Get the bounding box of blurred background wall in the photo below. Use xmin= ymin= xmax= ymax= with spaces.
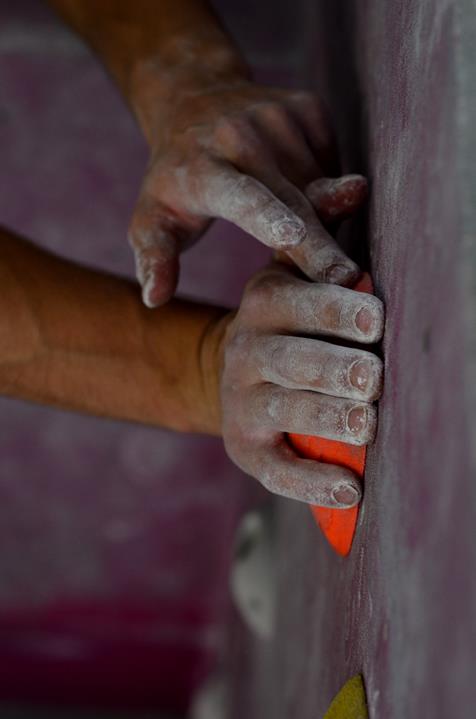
xmin=0 ymin=0 xmax=310 ymax=713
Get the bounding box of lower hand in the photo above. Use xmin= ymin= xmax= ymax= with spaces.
xmin=220 ymin=262 xmax=384 ymax=507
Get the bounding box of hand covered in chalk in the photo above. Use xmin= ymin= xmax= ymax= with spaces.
xmin=128 ymin=71 xmax=368 ymax=307
xmin=220 ymin=262 xmax=384 ymax=507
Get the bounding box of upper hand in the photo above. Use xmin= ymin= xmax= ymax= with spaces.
xmin=128 ymin=78 xmax=367 ymax=307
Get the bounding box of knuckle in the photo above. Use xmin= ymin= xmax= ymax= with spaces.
xmin=228 ymin=173 xmax=257 ymax=200
xmin=267 ymin=337 xmax=291 ymax=377
xmin=258 ymin=101 xmax=296 ymax=132
xmin=212 ymin=116 xmax=240 ymax=146
xmin=258 ymin=461 xmax=299 ymax=500
xmin=243 ymin=272 xmax=276 ymax=306
xmin=259 ymin=100 xmax=286 ymax=120
xmin=213 ymin=115 xmax=255 ymax=150
xmin=224 ymin=329 xmax=252 ymax=371
xmin=242 ymin=271 xmax=291 ymax=315
xmin=261 ymin=385 xmax=285 ymax=424
xmin=308 ymin=283 xmax=329 ymax=314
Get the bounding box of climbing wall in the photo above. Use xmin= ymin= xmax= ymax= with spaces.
xmin=229 ymin=1 xmax=476 ymax=718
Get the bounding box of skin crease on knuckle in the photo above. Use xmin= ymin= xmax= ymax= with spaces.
xmin=209 ymin=114 xmax=265 ymax=165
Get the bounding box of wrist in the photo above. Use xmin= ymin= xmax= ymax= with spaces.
xmin=128 ymin=34 xmax=249 ymax=147
xmin=198 ymin=309 xmax=236 ymax=436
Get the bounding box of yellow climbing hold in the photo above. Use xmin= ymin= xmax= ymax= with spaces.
xmin=323 ymin=675 xmax=369 ymax=719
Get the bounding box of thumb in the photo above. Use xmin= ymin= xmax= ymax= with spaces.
xmin=305 ymin=174 xmax=368 ymax=226
xmin=128 ymin=194 xmax=182 ymax=308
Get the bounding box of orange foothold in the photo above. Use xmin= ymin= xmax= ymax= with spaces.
xmin=288 ymin=273 xmax=374 ymax=557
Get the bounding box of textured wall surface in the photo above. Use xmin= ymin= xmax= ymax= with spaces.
xmin=230 ymin=1 xmax=476 ymax=718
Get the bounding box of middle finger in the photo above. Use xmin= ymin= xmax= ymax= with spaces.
xmin=252 ymin=336 xmax=383 ymax=402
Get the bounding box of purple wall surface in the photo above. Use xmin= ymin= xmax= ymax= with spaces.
xmin=229 ymin=2 xmax=476 ymax=718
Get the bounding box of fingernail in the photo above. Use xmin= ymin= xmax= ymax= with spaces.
xmin=142 ymin=273 xmax=158 ymax=309
xmin=349 ymin=360 xmax=371 ymax=392
xmin=135 ymin=258 xmax=147 ymax=286
xmin=327 ymin=264 xmax=356 ymax=285
xmin=355 ymin=306 xmax=374 ymax=334
xmin=332 ymin=484 xmax=360 ymax=507
xmin=273 ymin=218 xmax=307 ymax=247
xmin=346 ymin=405 xmax=367 ymax=433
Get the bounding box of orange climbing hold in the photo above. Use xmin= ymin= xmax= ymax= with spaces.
xmin=289 ymin=273 xmax=374 ymax=557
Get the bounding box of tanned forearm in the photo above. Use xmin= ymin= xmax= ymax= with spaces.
xmin=48 ymin=0 xmax=249 ymax=145
xmin=0 ymin=228 xmax=230 ymax=434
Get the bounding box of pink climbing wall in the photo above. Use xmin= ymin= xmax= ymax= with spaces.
xmin=228 ymin=1 xmax=476 ymax=718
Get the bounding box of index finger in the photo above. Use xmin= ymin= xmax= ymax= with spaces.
xmin=197 ymin=163 xmax=308 ymax=251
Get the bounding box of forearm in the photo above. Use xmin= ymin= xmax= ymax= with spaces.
xmin=0 ymin=228 xmax=230 ymax=434
xmin=48 ymin=0 xmax=249 ymax=144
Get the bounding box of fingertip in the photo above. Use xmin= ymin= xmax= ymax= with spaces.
xmin=307 ymin=174 xmax=368 ymax=222
xmin=326 ymin=262 xmax=361 ymax=287
xmin=355 ymin=297 xmax=385 ymax=343
xmin=310 ymin=174 xmax=368 ymax=198
xmin=331 ymin=482 xmax=362 ymax=508
xmin=142 ymin=275 xmax=162 ymax=308
xmin=137 ymin=257 xmax=180 ymax=308
xmin=142 ymin=272 xmax=178 ymax=308
xmin=272 ymin=216 xmax=307 ymax=249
